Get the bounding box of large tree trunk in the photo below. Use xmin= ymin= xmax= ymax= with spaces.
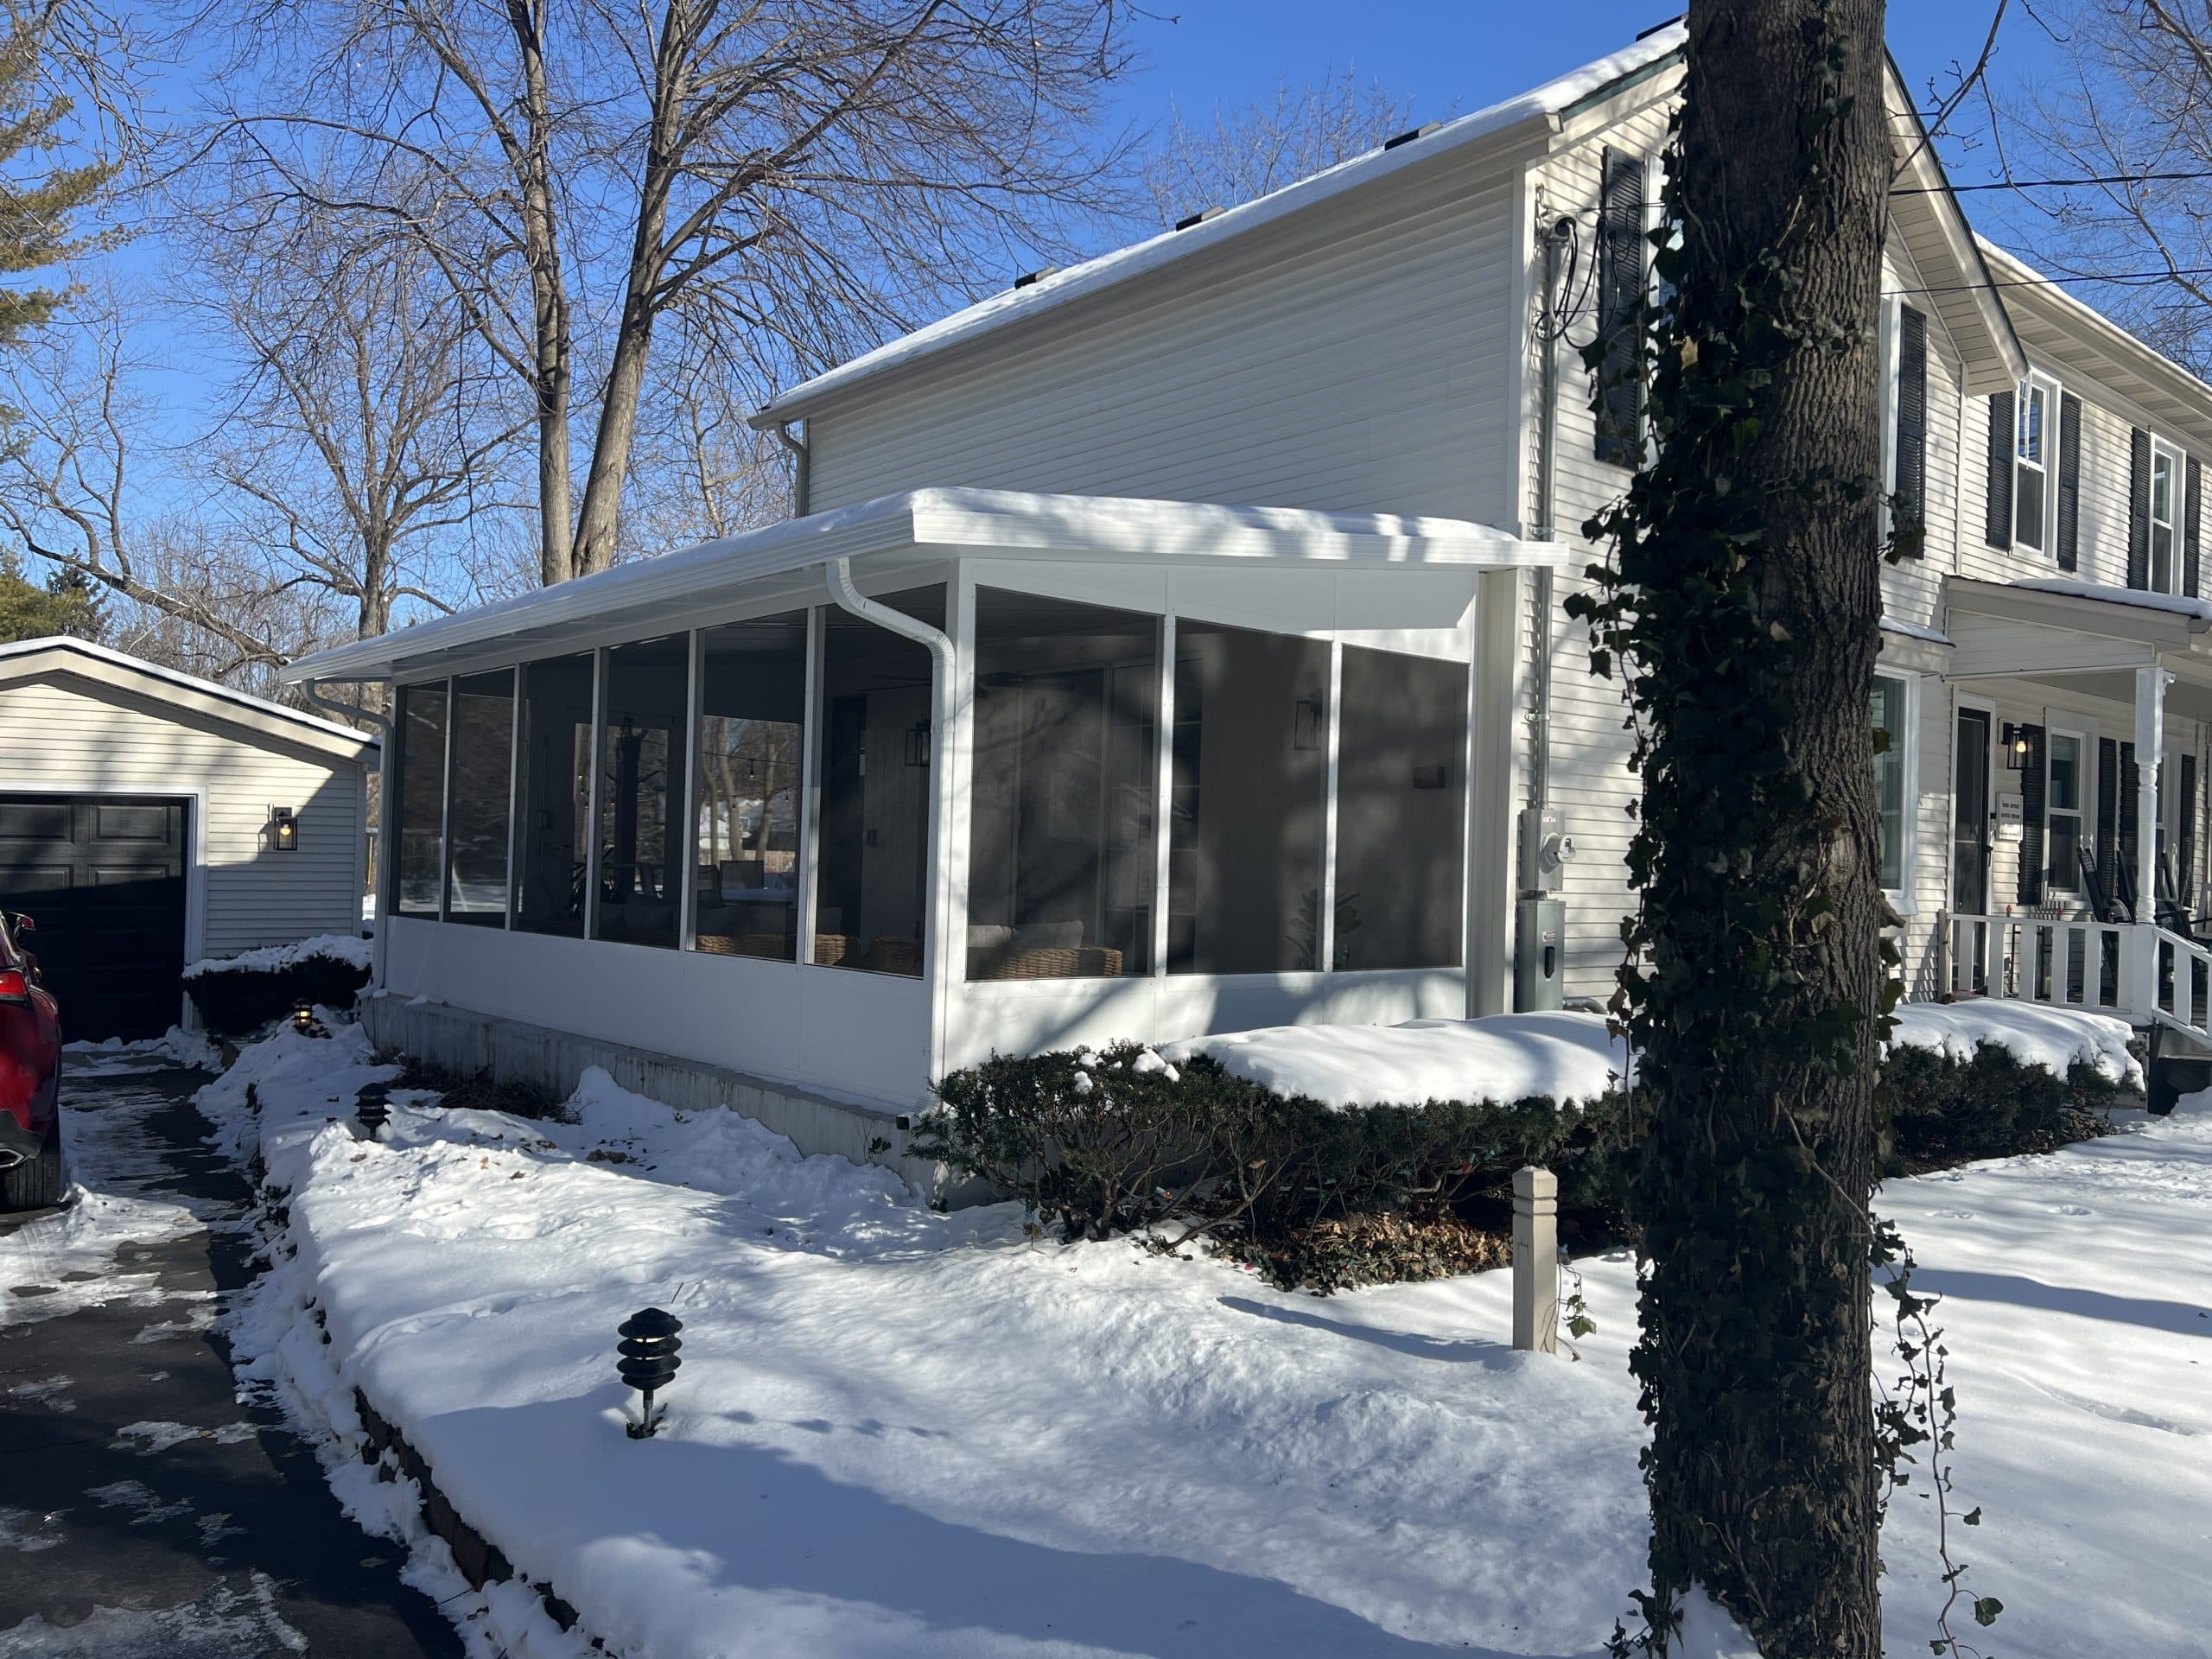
xmin=1595 ymin=3 xmax=1891 ymax=1653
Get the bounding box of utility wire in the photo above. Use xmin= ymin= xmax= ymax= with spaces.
xmin=1897 ymin=265 xmax=2212 ymax=297
xmin=1896 ymin=169 xmax=2212 ymax=194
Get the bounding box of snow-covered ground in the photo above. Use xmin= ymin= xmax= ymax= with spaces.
xmin=210 ymin=1014 xmax=2210 ymax=1659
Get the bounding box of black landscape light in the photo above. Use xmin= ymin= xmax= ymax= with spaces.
xmin=291 ymin=1001 xmax=317 ymax=1035
xmin=356 ymin=1082 xmax=390 ymax=1136
xmin=618 ymin=1307 xmax=683 ymax=1440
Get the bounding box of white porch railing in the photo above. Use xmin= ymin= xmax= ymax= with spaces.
xmin=1939 ymin=912 xmax=2212 ymax=1040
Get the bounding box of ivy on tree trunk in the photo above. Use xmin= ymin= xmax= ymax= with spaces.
xmin=1568 ymin=3 xmax=1892 ymax=1653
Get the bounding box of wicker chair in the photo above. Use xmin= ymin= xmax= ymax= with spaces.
xmin=867 ymin=935 xmax=922 ymax=976
xmin=967 ymin=944 xmax=1125 ymax=980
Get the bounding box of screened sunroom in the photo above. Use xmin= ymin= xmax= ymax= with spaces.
xmin=285 ymin=489 xmax=1557 ymax=1108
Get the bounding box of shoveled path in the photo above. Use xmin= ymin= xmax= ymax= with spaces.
xmin=0 ymin=1054 xmax=461 ymax=1656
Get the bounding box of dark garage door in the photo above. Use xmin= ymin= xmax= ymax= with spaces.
xmin=0 ymin=795 xmax=188 ymax=1041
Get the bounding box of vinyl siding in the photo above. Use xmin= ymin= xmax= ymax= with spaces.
xmin=0 ymin=676 xmax=367 ymax=957
xmin=802 ymin=149 xmax=1526 ymax=527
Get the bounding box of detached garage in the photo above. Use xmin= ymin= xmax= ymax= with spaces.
xmin=0 ymin=638 xmax=376 ymax=1039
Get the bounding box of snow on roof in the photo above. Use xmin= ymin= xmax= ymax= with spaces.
xmin=283 ymin=486 xmax=1557 ymax=684
xmin=2011 ymin=577 xmax=2212 ymax=626
xmin=0 ymin=635 xmax=378 ymax=748
xmin=751 ymin=24 xmax=1688 ymax=424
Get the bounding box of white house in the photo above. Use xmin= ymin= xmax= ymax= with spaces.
xmin=281 ymin=22 xmax=2212 ymax=1152
xmin=0 ymin=637 xmax=376 ymax=1039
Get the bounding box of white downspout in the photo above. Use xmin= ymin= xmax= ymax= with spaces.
xmin=823 ymin=556 xmax=957 ymax=1092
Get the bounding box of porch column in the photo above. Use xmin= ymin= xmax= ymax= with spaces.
xmin=2133 ymin=665 xmax=2169 ymax=1015
xmin=2136 ymin=665 xmax=2167 ymax=923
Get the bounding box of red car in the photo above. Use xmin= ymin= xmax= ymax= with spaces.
xmin=0 ymin=911 xmax=63 ymax=1211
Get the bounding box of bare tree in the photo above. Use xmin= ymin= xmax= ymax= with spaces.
xmin=1141 ymin=68 xmax=1421 ymax=226
xmin=201 ymin=0 xmax=1143 ymax=586
xmin=0 ymin=280 xmax=298 ymax=672
xmin=1991 ymin=1 xmax=2212 ymax=374
xmin=188 ymin=186 xmax=524 ymax=645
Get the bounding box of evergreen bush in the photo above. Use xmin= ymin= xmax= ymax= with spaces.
xmin=921 ymin=1034 xmax=2123 ymax=1292
xmin=1880 ymin=1041 xmax=2123 ymax=1173
xmin=184 ymin=950 xmax=372 ymax=1037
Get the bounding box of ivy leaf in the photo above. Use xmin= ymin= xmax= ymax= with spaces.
xmin=1973 ymin=1596 xmax=2004 ymax=1627
xmin=1961 ymin=1506 xmax=1981 ymax=1527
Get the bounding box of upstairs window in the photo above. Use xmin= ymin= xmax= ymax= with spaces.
xmin=2014 ymin=373 xmax=2060 ymax=553
xmin=2151 ymin=436 xmax=2184 ymax=594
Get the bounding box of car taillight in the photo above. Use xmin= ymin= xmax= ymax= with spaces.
xmin=0 ymin=969 xmax=28 ymax=1004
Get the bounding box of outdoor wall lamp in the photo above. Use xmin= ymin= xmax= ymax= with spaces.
xmin=2000 ymin=723 xmax=2030 ymax=770
xmin=270 ymin=805 xmax=299 ymax=851
xmin=619 ymin=1306 xmax=683 ymax=1439
xmin=290 ymin=1001 xmax=318 ymax=1036
xmin=1294 ymin=696 xmax=1325 ymax=752
xmin=904 ymin=720 xmax=931 ymax=768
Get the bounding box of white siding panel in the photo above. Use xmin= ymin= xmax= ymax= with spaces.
xmin=804 ymin=155 xmax=1525 ymax=529
xmin=0 ymin=677 xmax=366 ymax=957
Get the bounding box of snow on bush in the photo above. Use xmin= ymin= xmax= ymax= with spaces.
xmin=182 ymin=936 xmax=374 ymax=1039
xmin=182 ymin=933 xmax=372 ymax=981
xmin=1163 ymin=1009 xmax=1626 ymax=1109
xmin=1886 ymin=1001 xmax=2140 ymax=1090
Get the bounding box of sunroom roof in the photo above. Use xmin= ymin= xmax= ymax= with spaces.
xmin=280 ymin=488 xmax=1559 ymax=684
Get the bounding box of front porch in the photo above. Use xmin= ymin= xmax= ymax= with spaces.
xmin=1936 ymin=575 xmax=2212 ymax=1065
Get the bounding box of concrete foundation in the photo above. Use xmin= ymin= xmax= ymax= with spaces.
xmin=359 ymin=990 xmax=969 ymax=1199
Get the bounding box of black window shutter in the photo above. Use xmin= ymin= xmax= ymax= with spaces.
xmin=2057 ymin=392 xmax=2082 ymax=572
xmin=2183 ymin=752 xmax=2200 ymax=907
xmin=2129 ymin=427 xmax=2152 ymax=589
xmin=2098 ymin=735 xmax=2120 ymax=900
xmin=2018 ymin=724 xmax=2046 ymax=906
xmin=1593 ymin=147 xmax=1647 ymax=467
xmin=1986 ymin=391 xmax=2015 ymax=549
xmin=2120 ymin=741 xmax=2141 ymax=906
xmin=2187 ymin=455 xmax=2202 ymax=599
xmin=1893 ymin=307 xmax=1928 ymax=554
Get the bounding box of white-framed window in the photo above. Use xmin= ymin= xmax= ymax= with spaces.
xmin=1872 ymin=671 xmax=1919 ymax=903
xmin=2150 ymin=434 xmax=2186 ymax=594
xmin=2015 ymin=372 xmax=2062 ymax=553
xmin=2046 ymin=727 xmax=2086 ymax=894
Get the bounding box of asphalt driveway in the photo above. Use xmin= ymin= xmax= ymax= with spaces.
xmin=0 ymin=1053 xmax=460 ymax=1656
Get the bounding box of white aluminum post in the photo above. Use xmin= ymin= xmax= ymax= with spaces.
xmin=1152 ymin=609 xmax=1175 ymax=978
xmin=1511 ymin=1166 xmax=1559 ymax=1354
xmin=2133 ymin=665 xmax=2168 ymax=1013
xmin=678 ymin=631 xmax=703 ymax=952
xmin=797 ymin=606 xmax=824 ymax=963
xmin=1319 ymin=639 xmax=1343 ymax=974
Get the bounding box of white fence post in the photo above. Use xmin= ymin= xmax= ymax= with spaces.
xmin=1512 ymin=1165 xmax=1559 ymax=1355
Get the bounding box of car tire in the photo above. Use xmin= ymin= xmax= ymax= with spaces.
xmin=2 ymin=1134 xmax=64 ymax=1211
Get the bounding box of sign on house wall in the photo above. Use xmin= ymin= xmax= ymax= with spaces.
xmin=1995 ymin=794 xmax=2025 ymax=842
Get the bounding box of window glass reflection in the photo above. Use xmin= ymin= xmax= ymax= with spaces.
xmin=696 ymin=612 xmax=807 ymax=961
xmin=969 ymin=590 xmax=1156 ymax=979
xmin=816 ymin=587 xmax=943 ymax=976
xmin=513 ymin=653 xmax=594 ymax=938
xmin=597 ymin=636 xmax=689 ymax=950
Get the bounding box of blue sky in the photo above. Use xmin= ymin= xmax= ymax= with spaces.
xmin=1113 ymin=3 xmax=2047 ymax=185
